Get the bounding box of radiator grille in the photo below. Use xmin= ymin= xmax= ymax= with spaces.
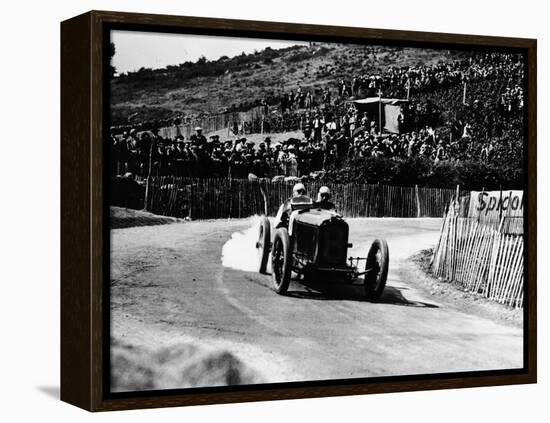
xmin=318 ymin=222 xmax=348 ymax=265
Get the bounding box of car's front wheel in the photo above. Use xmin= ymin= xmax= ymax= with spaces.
xmin=257 ymin=216 xmax=271 ymax=274
xmin=271 ymin=228 xmax=292 ymax=294
xmin=364 ymin=239 xmax=389 ymax=300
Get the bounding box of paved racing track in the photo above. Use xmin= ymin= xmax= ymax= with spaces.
xmin=111 ymin=217 xmax=523 ymax=386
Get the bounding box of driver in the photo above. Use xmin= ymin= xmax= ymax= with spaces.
xmin=292 ymin=182 xmax=307 ymax=198
xmin=274 ymin=182 xmax=309 ymax=228
xmin=315 ymin=186 xmax=336 ymax=211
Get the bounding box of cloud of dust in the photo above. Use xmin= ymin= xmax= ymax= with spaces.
xmin=111 ymin=339 xmax=264 ymax=392
xmin=220 ymin=216 xmax=429 ymax=273
xmin=222 ymin=216 xmax=271 ymax=273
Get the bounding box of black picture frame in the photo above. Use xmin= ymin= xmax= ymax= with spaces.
xmin=61 ymin=10 xmax=537 ymax=411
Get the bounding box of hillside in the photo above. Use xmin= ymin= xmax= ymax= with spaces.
xmin=110 ymin=42 xmax=471 ymax=125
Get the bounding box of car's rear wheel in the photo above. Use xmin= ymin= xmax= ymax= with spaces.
xmin=271 ymin=228 xmax=292 ymax=294
xmin=364 ymin=239 xmax=389 ymax=300
xmin=257 ymin=216 xmax=271 ymax=274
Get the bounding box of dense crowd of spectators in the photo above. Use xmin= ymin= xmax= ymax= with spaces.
xmin=110 ymin=52 xmax=525 ymax=180
xmin=110 ymin=107 xmax=519 ymax=180
xmin=335 ymin=52 xmax=524 ymax=99
xmin=111 ymin=127 xmax=320 ymax=179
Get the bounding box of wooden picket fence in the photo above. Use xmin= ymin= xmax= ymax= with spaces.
xmin=112 ymin=106 xmax=267 ymax=139
xmin=143 ymin=177 xmax=459 ymax=219
xmin=431 ymin=203 xmax=524 ymax=308
xmin=156 ymin=106 xmax=267 ymax=140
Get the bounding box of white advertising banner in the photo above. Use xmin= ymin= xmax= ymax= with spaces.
xmin=468 ymin=190 xmax=523 ymax=221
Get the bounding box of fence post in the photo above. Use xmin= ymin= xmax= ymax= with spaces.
xmin=189 ymin=184 xmax=193 ymax=220
xmin=238 ymin=190 xmax=242 ymax=218
xmin=479 ymin=187 xmax=485 ymax=224
xmin=415 ymin=184 xmax=421 ymax=217
xmin=142 ymin=140 xmax=155 ymax=210
xmin=143 ymin=176 xmax=150 ymax=210
xmin=499 ymin=188 xmax=503 ymax=222
xmin=377 ymin=182 xmax=382 ymax=217
xmin=228 ymin=177 xmax=233 ymax=218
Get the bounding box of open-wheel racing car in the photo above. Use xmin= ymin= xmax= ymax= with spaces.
xmin=256 ymin=195 xmax=389 ymax=299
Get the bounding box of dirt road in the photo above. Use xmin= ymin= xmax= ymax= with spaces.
xmin=111 ymin=217 xmax=523 ymax=387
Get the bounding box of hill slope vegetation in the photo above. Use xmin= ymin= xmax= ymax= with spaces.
xmin=111 ymin=43 xmax=469 ymax=125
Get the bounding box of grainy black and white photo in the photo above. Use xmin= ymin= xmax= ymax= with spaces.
xmin=107 ymin=29 xmax=526 ymax=393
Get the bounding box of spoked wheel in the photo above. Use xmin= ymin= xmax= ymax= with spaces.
xmin=271 ymin=228 xmax=292 ymax=294
xmin=257 ymin=216 xmax=271 ymax=274
xmin=364 ymin=239 xmax=389 ymax=300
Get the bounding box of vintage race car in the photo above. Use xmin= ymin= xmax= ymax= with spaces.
xmin=256 ymin=196 xmax=389 ymax=299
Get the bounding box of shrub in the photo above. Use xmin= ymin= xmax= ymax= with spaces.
xmin=323 ymin=156 xmax=524 ymax=190
xmin=286 ymin=50 xmax=311 ymax=63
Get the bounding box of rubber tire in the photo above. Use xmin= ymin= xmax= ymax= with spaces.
xmin=257 ymin=216 xmax=271 ymax=274
xmin=364 ymin=239 xmax=389 ymax=300
xmin=271 ymin=228 xmax=292 ymax=294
